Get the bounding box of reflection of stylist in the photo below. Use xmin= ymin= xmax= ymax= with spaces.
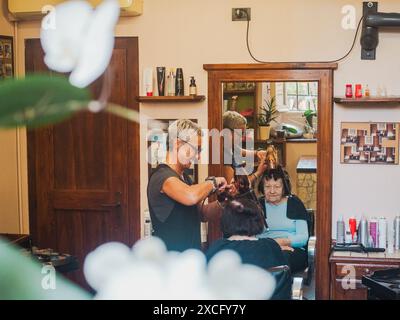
xmin=222 ymin=111 xmax=268 ymax=187
xmin=147 ymin=120 xmax=228 ymax=252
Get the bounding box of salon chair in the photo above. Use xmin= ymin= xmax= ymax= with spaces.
xmin=267 ymin=208 xmax=316 ymax=300
xmin=291 ymin=208 xmax=316 ymax=299
xmin=267 ymin=265 xmax=292 ymax=300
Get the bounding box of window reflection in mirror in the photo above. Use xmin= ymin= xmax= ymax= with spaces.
xmin=222 ymin=81 xmax=318 ymax=141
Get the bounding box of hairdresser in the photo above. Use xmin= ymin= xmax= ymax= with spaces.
xmin=147 ymin=119 xmax=229 ymax=252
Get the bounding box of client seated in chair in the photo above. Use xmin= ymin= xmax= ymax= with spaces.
xmin=205 ymin=198 xmax=291 ymax=300
xmin=257 ymin=169 xmax=310 ymax=274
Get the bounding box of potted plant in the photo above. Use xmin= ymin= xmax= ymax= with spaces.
xmin=303 ymin=108 xmax=317 ymax=139
xmin=257 ymin=96 xmax=278 ymax=140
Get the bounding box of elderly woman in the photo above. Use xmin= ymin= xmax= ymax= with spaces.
xmin=257 ymin=169 xmax=309 ymax=274
xmin=205 ymin=198 xmax=291 ymax=300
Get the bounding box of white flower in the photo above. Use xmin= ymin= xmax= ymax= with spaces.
xmin=40 ymin=0 xmax=120 ymax=88
xmin=83 ymin=242 xmax=132 ymax=291
xmin=83 ymin=237 xmax=276 ymax=300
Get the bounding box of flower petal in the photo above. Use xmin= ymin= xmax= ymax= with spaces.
xmin=40 ymin=0 xmax=93 ymax=73
xmin=132 ymin=237 xmax=168 ymax=264
xmin=83 ymin=242 xmax=131 ymax=291
xmin=69 ymin=0 xmax=120 ymax=88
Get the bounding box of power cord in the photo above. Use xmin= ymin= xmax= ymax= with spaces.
xmin=240 ymin=9 xmax=364 ymax=64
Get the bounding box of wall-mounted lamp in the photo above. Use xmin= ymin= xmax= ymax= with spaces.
xmin=361 ymin=1 xmax=400 ymax=60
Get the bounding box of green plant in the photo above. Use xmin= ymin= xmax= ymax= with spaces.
xmin=257 ymin=96 xmax=278 ymax=127
xmin=303 ymin=108 xmax=317 ymax=128
xmin=0 ymin=75 xmax=139 ymax=128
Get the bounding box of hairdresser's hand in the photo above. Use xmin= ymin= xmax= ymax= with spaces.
xmin=215 ymin=177 xmax=228 ymax=192
xmin=256 ymin=150 xmax=267 ymax=162
xmin=227 ymin=179 xmax=238 ymax=197
xmin=256 ymin=154 xmax=268 ymax=176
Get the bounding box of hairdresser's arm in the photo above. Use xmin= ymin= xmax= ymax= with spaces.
xmin=162 ymin=177 xmax=227 ymax=207
xmin=248 ymin=153 xmax=268 ymax=185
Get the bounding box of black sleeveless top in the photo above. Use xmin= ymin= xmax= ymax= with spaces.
xmin=147 ymin=164 xmax=201 ymax=252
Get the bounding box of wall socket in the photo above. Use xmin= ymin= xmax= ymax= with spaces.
xmin=232 ymin=8 xmax=251 ymax=21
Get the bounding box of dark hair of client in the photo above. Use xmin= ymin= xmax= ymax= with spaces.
xmin=221 ymin=198 xmax=264 ymax=238
xmin=258 ymin=167 xmax=290 ymax=196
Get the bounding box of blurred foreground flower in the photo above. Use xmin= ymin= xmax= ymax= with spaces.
xmin=41 ymin=0 xmax=120 ymax=88
xmin=84 ymin=237 xmax=276 ymax=300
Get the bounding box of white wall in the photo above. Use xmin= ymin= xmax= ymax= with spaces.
xmin=6 ymin=0 xmax=400 ymax=238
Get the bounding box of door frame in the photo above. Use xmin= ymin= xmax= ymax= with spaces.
xmin=203 ymin=63 xmax=337 ymax=300
xmin=26 ymin=37 xmax=141 ymax=247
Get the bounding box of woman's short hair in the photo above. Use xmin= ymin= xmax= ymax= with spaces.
xmin=220 ymin=198 xmax=264 ymax=238
xmin=223 ymin=111 xmax=247 ymax=130
xmin=258 ymin=168 xmax=290 ymax=196
xmin=167 ymin=119 xmax=202 ymax=147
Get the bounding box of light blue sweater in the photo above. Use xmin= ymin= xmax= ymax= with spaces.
xmin=258 ymin=200 xmax=308 ymax=248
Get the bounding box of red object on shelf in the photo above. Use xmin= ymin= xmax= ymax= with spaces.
xmin=146 ymin=92 xmax=153 ymax=97
xmin=349 ymin=218 xmax=357 ymax=241
xmin=355 ymin=84 xmax=363 ymax=98
xmin=239 ymin=108 xmax=254 ymax=117
xmin=345 ymin=84 xmax=353 ymax=98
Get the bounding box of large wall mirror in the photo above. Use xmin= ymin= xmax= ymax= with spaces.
xmin=222 ymin=80 xmax=318 ymax=203
xmin=204 ymin=63 xmax=337 ymax=300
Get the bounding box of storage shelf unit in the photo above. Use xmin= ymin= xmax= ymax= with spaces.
xmin=334 ymin=96 xmax=400 ymax=104
xmin=136 ymin=95 xmax=206 ymax=103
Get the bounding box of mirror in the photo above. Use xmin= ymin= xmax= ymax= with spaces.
xmin=222 ymin=81 xmax=318 ymax=299
xmin=221 ymin=80 xmax=318 ymax=204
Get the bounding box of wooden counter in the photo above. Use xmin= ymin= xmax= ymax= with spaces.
xmin=330 ymin=250 xmax=400 ymax=300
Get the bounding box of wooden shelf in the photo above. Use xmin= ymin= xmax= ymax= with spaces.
xmin=136 ymin=95 xmax=206 ymax=103
xmin=223 ymin=89 xmax=255 ymax=95
xmin=334 ymin=96 xmax=400 ymax=104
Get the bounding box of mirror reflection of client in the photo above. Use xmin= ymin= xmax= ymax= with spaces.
xmin=205 ymin=198 xmax=291 ymax=299
xmin=257 ymin=169 xmax=309 ymax=274
xmin=147 ymin=120 xmax=228 ymax=252
xmin=222 ymin=111 xmax=268 ymax=187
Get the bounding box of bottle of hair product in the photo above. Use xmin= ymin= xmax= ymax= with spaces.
xmin=189 ymin=76 xmax=197 ymax=96
xmin=167 ymin=69 xmax=175 ymax=96
xmin=175 ymin=68 xmax=184 ymax=96
xmin=143 ymin=67 xmax=153 ymax=96
xmin=364 ymin=85 xmax=370 ymax=97
xmin=143 ymin=209 xmax=152 ymax=238
xmin=156 ymin=67 xmax=166 ymax=96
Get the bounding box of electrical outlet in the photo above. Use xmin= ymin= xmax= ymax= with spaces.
xmin=232 ymin=8 xmax=251 ymax=21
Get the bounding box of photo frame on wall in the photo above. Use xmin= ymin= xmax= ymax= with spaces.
xmin=340 ymin=122 xmax=399 ymax=165
xmin=0 ymin=36 xmax=14 ymax=80
xmin=147 ymin=119 xmax=199 ymax=183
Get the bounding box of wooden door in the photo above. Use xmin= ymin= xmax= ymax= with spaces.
xmin=26 ymin=38 xmax=140 ymax=288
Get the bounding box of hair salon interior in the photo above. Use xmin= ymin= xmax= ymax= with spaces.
xmin=1 ymin=0 xmax=400 ymax=302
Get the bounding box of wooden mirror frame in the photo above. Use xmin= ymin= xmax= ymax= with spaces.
xmin=203 ymin=63 xmax=337 ymax=300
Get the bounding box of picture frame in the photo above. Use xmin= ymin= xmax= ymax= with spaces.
xmin=147 ymin=119 xmax=199 ymax=183
xmin=340 ymin=122 xmax=399 ymax=165
xmin=0 ymin=35 xmax=14 ymax=80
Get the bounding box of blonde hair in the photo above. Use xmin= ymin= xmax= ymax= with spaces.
xmin=223 ymin=111 xmax=247 ymax=130
xmin=168 ymin=119 xmax=202 ymax=144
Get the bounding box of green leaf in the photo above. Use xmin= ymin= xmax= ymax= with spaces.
xmin=0 ymin=75 xmax=90 ymax=128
